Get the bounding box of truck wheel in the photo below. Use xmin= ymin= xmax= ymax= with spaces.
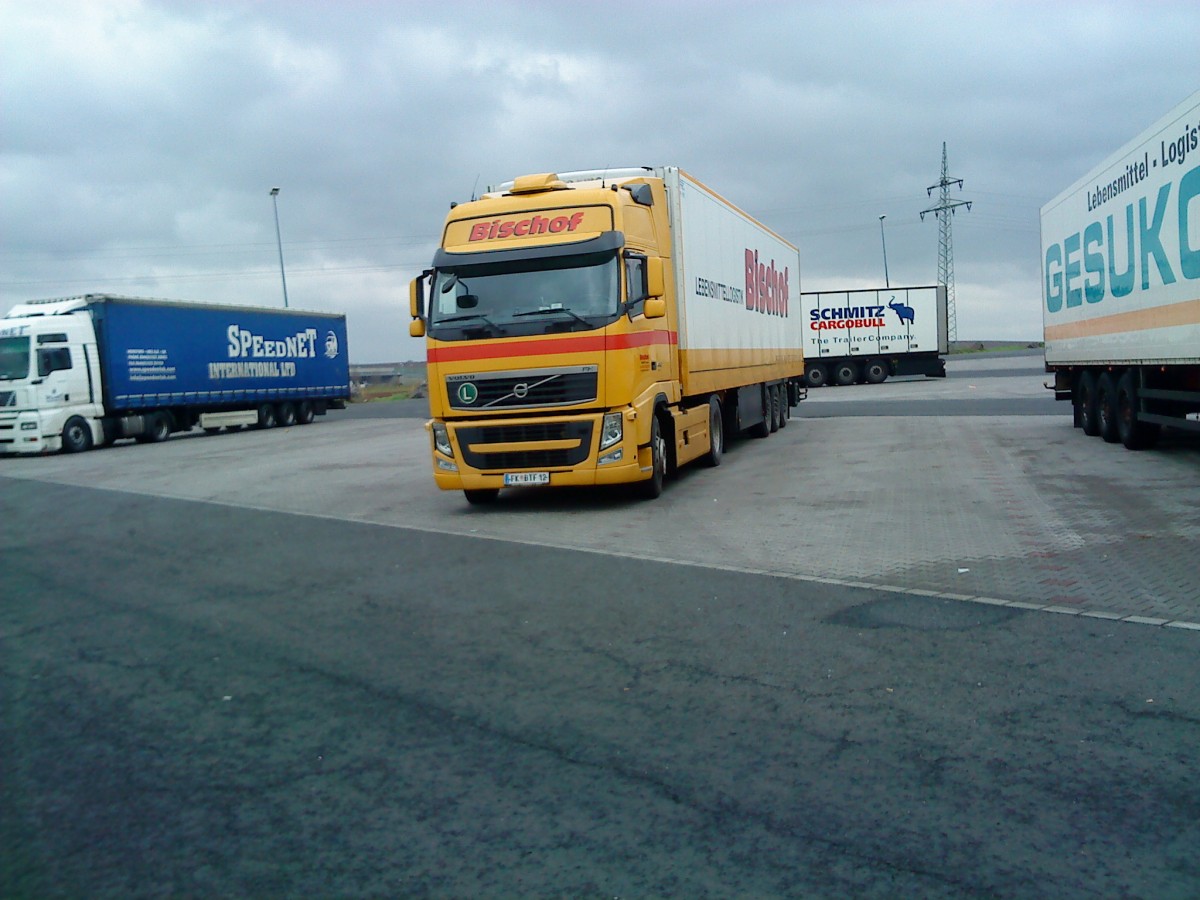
xmin=637 ymin=415 xmax=667 ymax=499
xmin=1077 ymin=371 xmax=1100 ymax=436
xmin=62 ymin=417 xmax=93 ymax=453
xmin=1116 ymin=371 xmax=1160 ymax=450
xmin=769 ymin=385 xmax=780 ymax=433
xmin=297 ymin=401 xmax=316 ymax=424
xmin=833 ymin=362 xmax=859 ymax=386
xmin=1097 ymin=372 xmax=1120 ymax=443
xmin=257 ymin=404 xmax=277 ymax=429
xmin=145 ymin=412 xmax=171 ymax=443
xmin=863 ymin=359 xmax=889 ymax=384
xmin=703 ymin=396 xmax=723 ymax=467
xmin=806 ymin=363 xmax=828 ymax=388
xmin=277 ymin=402 xmax=297 ymax=427
xmin=464 ymin=489 xmax=499 ymax=505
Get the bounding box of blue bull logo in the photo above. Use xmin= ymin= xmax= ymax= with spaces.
xmin=888 ymin=297 xmax=915 ymax=324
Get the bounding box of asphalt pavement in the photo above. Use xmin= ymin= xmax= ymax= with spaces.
xmin=3 ymin=348 xmax=1200 ymax=897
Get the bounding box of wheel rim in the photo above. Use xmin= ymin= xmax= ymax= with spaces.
xmin=65 ymin=420 xmax=90 ymax=450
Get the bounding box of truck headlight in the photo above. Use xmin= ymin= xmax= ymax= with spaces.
xmin=599 ymin=412 xmax=623 ymax=451
xmin=21 ymin=422 xmax=38 ymax=431
xmin=432 ymin=422 xmax=453 ymax=457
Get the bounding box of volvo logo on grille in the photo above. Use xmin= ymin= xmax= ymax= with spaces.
xmin=513 ymin=383 xmax=529 ymax=399
xmin=457 ymin=382 xmax=478 ymax=404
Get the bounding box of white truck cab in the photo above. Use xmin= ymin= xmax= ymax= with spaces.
xmin=0 ymin=298 xmax=105 ymax=454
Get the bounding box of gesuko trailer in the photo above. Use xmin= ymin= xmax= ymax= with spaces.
xmin=1042 ymin=89 xmax=1200 ymax=449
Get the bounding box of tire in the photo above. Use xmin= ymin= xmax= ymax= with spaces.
xmin=257 ymin=403 xmax=277 ymax=429
xmin=1078 ymin=371 xmax=1100 ymax=437
xmin=807 ymin=363 xmax=828 ymax=388
xmin=297 ymin=401 xmax=316 ymax=424
xmin=863 ymin=359 xmax=889 ymax=384
xmin=1116 ymin=370 xmax=1160 ymax=450
xmin=146 ymin=412 xmax=171 ymax=443
xmin=61 ymin=416 xmax=93 ymax=453
xmin=704 ymin=396 xmax=724 ymax=467
xmin=277 ymin=402 xmax=297 ymax=427
xmin=834 ymin=361 xmax=859 ymax=386
xmin=637 ymin=415 xmax=667 ymax=499
xmin=769 ymin=385 xmax=780 ymax=433
xmin=1097 ymin=372 xmax=1120 ymax=443
xmin=464 ymin=489 xmax=499 ymax=505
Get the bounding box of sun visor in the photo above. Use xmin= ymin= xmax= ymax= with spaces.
xmin=442 ymin=205 xmax=615 ymax=253
xmin=434 ymin=230 xmax=625 ymax=268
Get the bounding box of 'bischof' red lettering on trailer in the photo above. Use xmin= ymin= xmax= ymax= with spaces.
xmin=744 ymin=248 xmax=790 ymax=316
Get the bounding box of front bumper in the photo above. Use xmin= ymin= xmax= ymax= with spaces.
xmin=0 ymin=411 xmax=54 ymax=455
xmin=428 ymin=409 xmax=650 ymax=491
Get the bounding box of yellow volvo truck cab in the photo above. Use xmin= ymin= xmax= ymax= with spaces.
xmin=410 ymin=167 xmax=805 ymax=504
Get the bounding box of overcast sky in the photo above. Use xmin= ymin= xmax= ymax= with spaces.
xmin=3 ymin=1 xmax=1198 ymax=362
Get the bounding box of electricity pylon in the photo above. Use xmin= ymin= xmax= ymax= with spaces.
xmin=920 ymin=142 xmax=972 ymax=344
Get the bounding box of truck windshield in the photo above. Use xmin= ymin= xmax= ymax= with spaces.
xmin=430 ymin=250 xmax=619 ymax=336
xmin=0 ymin=336 xmax=30 ymax=380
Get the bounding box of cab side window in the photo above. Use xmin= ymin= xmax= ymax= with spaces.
xmin=625 ymin=253 xmax=648 ymax=317
xmin=37 ymin=347 xmax=72 ymax=377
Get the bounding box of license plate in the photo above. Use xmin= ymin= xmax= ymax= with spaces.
xmin=504 ymin=471 xmax=550 ymax=486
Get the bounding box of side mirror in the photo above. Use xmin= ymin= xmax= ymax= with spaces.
xmin=409 ymin=276 xmax=425 ymax=318
xmin=646 ymin=257 xmax=665 ymax=298
xmin=409 ymin=319 xmax=426 ymax=338
xmin=644 ymin=297 xmax=666 ymax=319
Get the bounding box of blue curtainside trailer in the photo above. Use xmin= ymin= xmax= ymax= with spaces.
xmin=0 ymin=294 xmax=351 ymax=454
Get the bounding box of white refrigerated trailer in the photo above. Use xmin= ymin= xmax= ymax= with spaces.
xmin=1041 ymin=89 xmax=1200 ymax=448
xmin=800 ymin=285 xmax=947 ymax=386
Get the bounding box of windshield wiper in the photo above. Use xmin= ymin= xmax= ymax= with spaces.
xmin=512 ymin=306 xmax=591 ymax=326
xmin=434 ymin=313 xmax=504 ymax=333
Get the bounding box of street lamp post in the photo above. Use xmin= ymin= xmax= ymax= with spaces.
xmin=878 ymin=214 xmax=890 ymax=289
xmin=269 ymin=187 xmax=290 ymax=308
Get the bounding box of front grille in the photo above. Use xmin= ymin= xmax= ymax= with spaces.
xmin=447 ymin=366 xmax=597 ymax=411
xmin=456 ymin=420 xmax=594 ymax=471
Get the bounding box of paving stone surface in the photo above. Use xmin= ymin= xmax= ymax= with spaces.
xmin=4 ymin=354 xmax=1198 ymax=626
